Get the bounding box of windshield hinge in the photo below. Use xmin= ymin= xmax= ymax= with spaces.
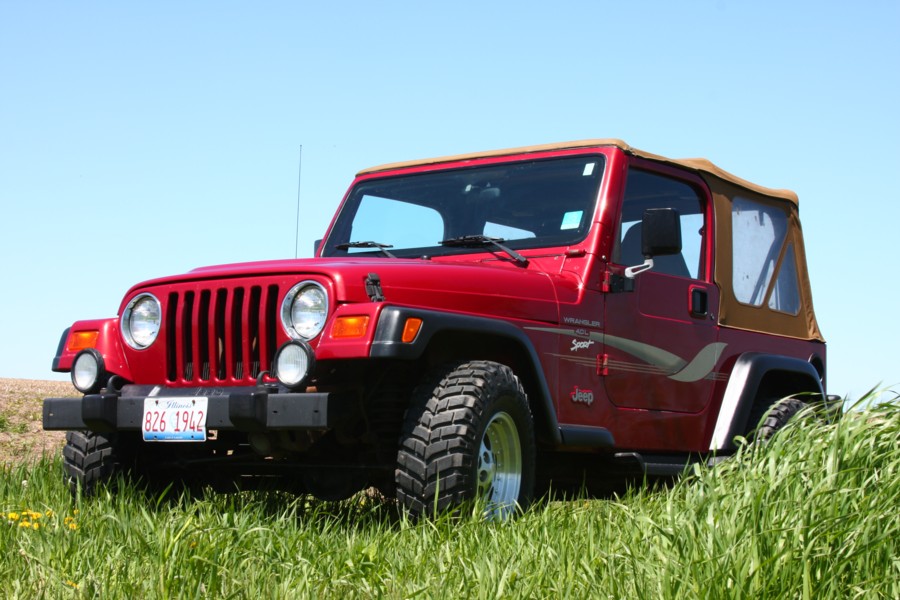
xmin=602 ymin=269 xmax=634 ymax=294
xmin=365 ymin=273 xmax=385 ymax=302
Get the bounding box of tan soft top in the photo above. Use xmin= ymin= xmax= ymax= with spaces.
xmin=360 ymin=139 xmax=821 ymax=342
xmin=358 ymin=139 xmax=799 ymax=205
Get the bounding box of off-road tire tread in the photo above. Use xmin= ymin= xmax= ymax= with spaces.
xmin=395 ymin=360 xmax=535 ymax=517
xmin=750 ymin=397 xmax=808 ymax=441
xmin=62 ymin=430 xmax=121 ymax=495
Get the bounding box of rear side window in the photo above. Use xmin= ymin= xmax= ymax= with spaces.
xmin=731 ymin=196 xmax=800 ymax=314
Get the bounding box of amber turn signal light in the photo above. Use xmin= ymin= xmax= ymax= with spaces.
xmin=67 ymin=330 xmax=99 ymax=352
xmin=402 ymin=318 xmax=423 ymax=343
xmin=331 ymin=316 xmax=370 ymax=338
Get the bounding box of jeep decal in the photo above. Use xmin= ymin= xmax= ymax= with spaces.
xmin=570 ymin=386 xmax=594 ymax=405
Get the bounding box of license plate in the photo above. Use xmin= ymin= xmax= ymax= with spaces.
xmin=142 ymin=397 xmax=208 ymax=442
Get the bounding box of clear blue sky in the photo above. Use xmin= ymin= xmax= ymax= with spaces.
xmin=1 ymin=1 xmax=897 ymax=401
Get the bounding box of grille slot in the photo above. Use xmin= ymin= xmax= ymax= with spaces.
xmin=164 ymin=282 xmax=281 ymax=384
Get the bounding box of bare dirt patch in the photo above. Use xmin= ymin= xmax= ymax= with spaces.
xmin=0 ymin=378 xmax=74 ymax=465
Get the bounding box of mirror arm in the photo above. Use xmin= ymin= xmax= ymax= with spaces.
xmin=624 ymin=258 xmax=654 ymax=279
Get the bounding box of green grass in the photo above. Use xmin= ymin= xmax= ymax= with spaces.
xmin=0 ymin=412 xmax=29 ymax=434
xmin=2 ymin=397 xmax=898 ymax=599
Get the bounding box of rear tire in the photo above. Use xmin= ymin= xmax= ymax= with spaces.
xmin=395 ymin=361 xmax=535 ymax=519
xmin=747 ymin=397 xmax=808 ymax=442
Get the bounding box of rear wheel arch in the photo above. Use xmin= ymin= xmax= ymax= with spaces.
xmin=709 ymin=352 xmax=824 ymax=451
xmin=808 ymin=352 xmax=826 ymax=389
xmin=754 ymin=367 xmax=822 ymax=406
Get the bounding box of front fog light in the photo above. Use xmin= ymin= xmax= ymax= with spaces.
xmin=274 ymin=341 xmax=315 ymax=389
xmin=72 ymin=349 xmax=106 ymax=394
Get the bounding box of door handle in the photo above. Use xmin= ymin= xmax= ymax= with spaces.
xmin=690 ymin=288 xmax=708 ymax=318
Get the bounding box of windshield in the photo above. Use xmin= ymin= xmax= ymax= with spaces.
xmin=322 ymin=155 xmax=605 ymax=259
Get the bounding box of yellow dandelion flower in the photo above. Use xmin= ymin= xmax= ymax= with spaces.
xmin=32 ymin=522 xmax=40 ymax=530
xmin=65 ymin=580 xmax=79 ymax=589
xmin=72 ymin=509 xmax=79 ymax=515
xmin=45 ymin=509 xmax=54 ymax=518
xmin=68 ymin=522 xmax=78 ymax=531
xmin=7 ymin=512 xmax=19 ymax=521
xmin=18 ymin=521 xmax=30 ymax=528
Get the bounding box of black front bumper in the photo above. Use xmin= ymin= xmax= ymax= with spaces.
xmin=43 ymin=386 xmax=357 ymax=433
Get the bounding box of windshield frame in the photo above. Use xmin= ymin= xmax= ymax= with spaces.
xmin=321 ymin=153 xmax=607 ymax=260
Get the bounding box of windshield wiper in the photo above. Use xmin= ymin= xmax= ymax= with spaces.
xmin=335 ymin=241 xmax=396 ymax=258
xmin=439 ymin=235 xmax=529 ymax=266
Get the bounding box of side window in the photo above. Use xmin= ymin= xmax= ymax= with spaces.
xmin=732 ymin=196 xmax=800 ymax=314
xmin=349 ymin=195 xmax=444 ymax=252
xmin=616 ymin=169 xmax=706 ymax=280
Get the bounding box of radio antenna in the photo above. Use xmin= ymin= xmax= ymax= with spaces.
xmin=294 ymin=145 xmax=302 ymax=258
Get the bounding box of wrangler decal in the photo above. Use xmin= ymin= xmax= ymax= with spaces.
xmin=562 ymin=317 xmax=601 ymax=329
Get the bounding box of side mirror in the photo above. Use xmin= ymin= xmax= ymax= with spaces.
xmin=642 ymin=208 xmax=682 ymax=257
xmin=625 ymin=208 xmax=682 ymax=279
xmin=313 ymin=239 xmax=323 ymax=256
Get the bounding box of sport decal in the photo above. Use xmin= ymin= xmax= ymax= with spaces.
xmin=570 ymin=338 xmax=595 ymax=352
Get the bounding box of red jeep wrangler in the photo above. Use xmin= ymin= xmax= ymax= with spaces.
xmin=44 ymin=140 xmax=830 ymax=517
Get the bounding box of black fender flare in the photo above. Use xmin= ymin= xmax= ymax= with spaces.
xmin=370 ymin=306 xmax=562 ymax=445
xmin=51 ymin=327 xmax=71 ymax=373
xmin=709 ymin=352 xmax=825 ymax=452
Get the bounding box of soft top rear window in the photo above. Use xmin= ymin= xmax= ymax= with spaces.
xmin=731 ymin=195 xmax=800 ymax=314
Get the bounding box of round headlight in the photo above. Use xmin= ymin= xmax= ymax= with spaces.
xmin=274 ymin=341 xmax=315 ymax=389
xmin=122 ymin=293 xmax=161 ymax=349
xmin=281 ymin=281 xmax=328 ymax=340
xmin=72 ymin=349 xmax=105 ymax=394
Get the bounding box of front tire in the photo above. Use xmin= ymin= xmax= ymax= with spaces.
xmin=395 ymin=361 xmax=535 ymax=519
xmin=62 ymin=430 xmax=126 ymax=496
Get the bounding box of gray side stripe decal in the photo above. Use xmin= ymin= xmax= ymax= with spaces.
xmin=526 ymin=327 xmax=726 ymax=383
